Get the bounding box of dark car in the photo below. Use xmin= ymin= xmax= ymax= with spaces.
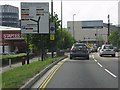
xmin=70 ymin=43 xmax=89 ymax=59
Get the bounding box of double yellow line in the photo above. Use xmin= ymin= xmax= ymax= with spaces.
xmin=38 ymin=59 xmax=67 ymax=90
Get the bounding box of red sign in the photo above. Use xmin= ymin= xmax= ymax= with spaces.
xmin=0 ymin=31 xmax=21 ymax=40
xmin=3 ymin=34 xmax=20 ymax=38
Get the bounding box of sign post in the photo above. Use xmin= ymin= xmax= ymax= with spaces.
xmin=50 ymin=22 xmax=55 ymax=58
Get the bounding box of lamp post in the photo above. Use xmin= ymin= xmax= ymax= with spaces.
xmin=61 ymin=0 xmax=63 ymax=49
xmin=73 ymin=14 xmax=76 ymax=40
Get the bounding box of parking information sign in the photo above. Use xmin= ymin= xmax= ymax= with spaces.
xmin=21 ymin=2 xmax=49 ymax=34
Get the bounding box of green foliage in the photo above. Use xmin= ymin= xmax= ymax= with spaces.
xmin=108 ymin=29 xmax=120 ymax=46
xmin=2 ymin=57 xmax=61 ymax=88
xmin=97 ymin=35 xmax=104 ymax=41
xmin=49 ymin=12 xmax=61 ymax=29
xmin=0 ymin=74 xmax=2 ymax=90
xmin=56 ymin=28 xmax=74 ymax=49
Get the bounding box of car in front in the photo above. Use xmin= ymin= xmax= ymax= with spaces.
xmin=70 ymin=43 xmax=89 ymax=59
xmin=99 ymin=44 xmax=115 ymax=57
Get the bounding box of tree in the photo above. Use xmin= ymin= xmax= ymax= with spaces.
xmin=108 ymin=29 xmax=120 ymax=46
xmin=97 ymin=35 xmax=104 ymax=46
xmin=56 ymin=28 xmax=74 ymax=49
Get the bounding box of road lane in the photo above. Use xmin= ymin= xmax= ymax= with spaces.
xmin=92 ymin=53 xmax=118 ymax=76
xmin=44 ymin=58 xmax=118 ymax=88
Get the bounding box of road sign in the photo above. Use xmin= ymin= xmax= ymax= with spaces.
xmin=21 ymin=2 xmax=49 ymax=34
xmin=50 ymin=34 xmax=55 ymax=40
xmin=50 ymin=22 xmax=55 ymax=34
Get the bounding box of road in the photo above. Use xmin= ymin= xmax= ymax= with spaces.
xmin=32 ymin=52 xmax=118 ymax=89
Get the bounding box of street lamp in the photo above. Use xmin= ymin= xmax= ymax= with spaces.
xmin=73 ymin=14 xmax=76 ymax=40
xmin=61 ymin=0 xmax=63 ymax=49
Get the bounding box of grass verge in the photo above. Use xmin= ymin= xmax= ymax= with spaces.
xmin=0 ymin=73 xmax=2 ymax=90
xmin=2 ymin=57 xmax=62 ymax=88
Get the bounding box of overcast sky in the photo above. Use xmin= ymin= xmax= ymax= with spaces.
xmin=0 ymin=0 xmax=119 ymax=27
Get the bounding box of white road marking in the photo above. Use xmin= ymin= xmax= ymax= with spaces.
xmin=104 ymin=69 xmax=117 ymax=78
xmin=97 ymin=62 xmax=103 ymax=67
xmin=92 ymin=55 xmax=95 ymax=59
xmin=92 ymin=54 xmax=117 ymax=78
xmin=92 ymin=55 xmax=98 ymax=62
xmin=94 ymin=59 xmax=97 ymax=62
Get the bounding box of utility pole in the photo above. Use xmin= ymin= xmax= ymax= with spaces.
xmin=51 ymin=0 xmax=53 ymax=20
xmin=51 ymin=0 xmax=54 ymax=58
xmin=108 ymin=14 xmax=110 ymax=43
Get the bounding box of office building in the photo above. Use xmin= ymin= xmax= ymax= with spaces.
xmin=67 ymin=20 xmax=108 ymax=45
xmin=0 ymin=5 xmax=19 ymax=27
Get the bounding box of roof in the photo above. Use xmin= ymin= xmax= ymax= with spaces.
xmin=0 ymin=26 xmax=21 ymax=31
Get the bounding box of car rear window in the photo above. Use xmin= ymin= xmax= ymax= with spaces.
xmin=74 ymin=44 xmax=87 ymax=49
xmin=104 ymin=46 xmax=113 ymax=49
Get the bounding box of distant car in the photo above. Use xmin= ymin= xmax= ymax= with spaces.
xmin=70 ymin=43 xmax=89 ymax=59
xmin=113 ymin=46 xmax=119 ymax=52
xmin=89 ymin=45 xmax=98 ymax=52
xmin=97 ymin=47 xmax=101 ymax=52
xmin=99 ymin=44 xmax=115 ymax=57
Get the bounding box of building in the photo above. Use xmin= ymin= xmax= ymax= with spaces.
xmin=67 ymin=20 xmax=108 ymax=45
xmin=0 ymin=5 xmax=19 ymax=27
xmin=0 ymin=26 xmax=26 ymax=54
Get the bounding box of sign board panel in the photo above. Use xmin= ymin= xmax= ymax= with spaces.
xmin=21 ymin=2 xmax=49 ymax=34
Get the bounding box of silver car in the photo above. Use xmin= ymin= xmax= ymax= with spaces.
xmin=99 ymin=44 xmax=115 ymax=57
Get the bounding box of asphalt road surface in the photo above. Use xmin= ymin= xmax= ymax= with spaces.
xmin=33 ymin=53 xmax=118 ymax=89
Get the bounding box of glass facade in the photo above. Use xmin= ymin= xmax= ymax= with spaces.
xmin=0 ymin=5 xmax=19 ymax=27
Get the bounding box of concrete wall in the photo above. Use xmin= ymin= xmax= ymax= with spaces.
xmin=67 ymin=21 xmax=108 ymax=43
